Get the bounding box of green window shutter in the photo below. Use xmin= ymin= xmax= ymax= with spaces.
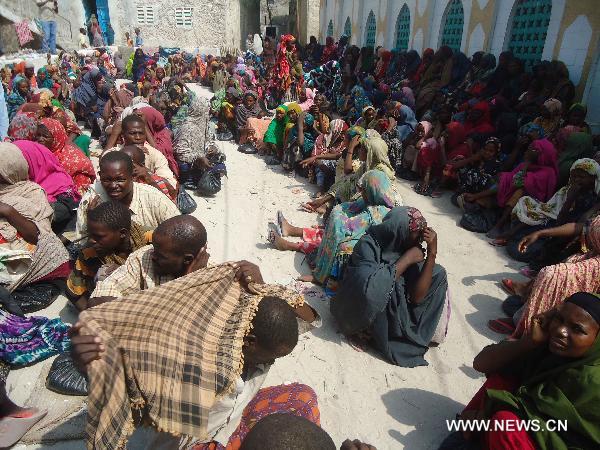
xmin=507 ymin=0 xmax=552 ymax=71
xmin=394 ymin=4 xmax=411 ymax=51
xmin=441 ymin=0 xmax=464 ymax=52
xmin=365 ymin=11 xmax=377 ymax=48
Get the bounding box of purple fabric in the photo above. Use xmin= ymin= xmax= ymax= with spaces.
xmin=0 ymin=309 xmax=71 ymax=366
xmin=497 ymin=138 xmax=558 ymax=207
xmin=13 ymin=140 xmax=80 ymax=203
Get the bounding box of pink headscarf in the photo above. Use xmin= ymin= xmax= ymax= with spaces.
xmin=298 ymin=88 xmax=315 ymax=112
xmin=13 ymin=140 xmax=80 ymax=203
xmin=497 ymin=138 xmax=558 ymax=207
xmin=138 ymin=106 xmax=178 ymax=177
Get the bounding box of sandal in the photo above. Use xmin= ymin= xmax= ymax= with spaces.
xmin=276 ymin=211 xmax=285 ymax=236
xmin=487 ymin=318 xmax=516 ymax=335
xmin=265 ymin=156 xmax=281 ymax=165
xmin=500 ymin=278 xmax=516 ymax=296
xmin=519 ymin=266 xmax=537 ymax=278
xmin=267 ymin=222 xmax=281 ymax=245
xmin=489 ymin=238 xmax=508 ymax=247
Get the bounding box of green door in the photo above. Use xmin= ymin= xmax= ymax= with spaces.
xmin=327 ymin=20 xmax=334 ymax=38
xmin=365 ymin=11 xmax=376 ymax=48
xmin=395 ymin=4 xmax=410 ymax=51
xmin=440 ymin=0 xmax=464 ymax=51
xmin=344 ymin=17 xmax=352 ymax=39
xmin=507 ymin=0 xmax=552 ymax=70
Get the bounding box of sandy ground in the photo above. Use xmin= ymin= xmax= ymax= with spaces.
xmin=11 ymin=84 xmax=527 ymax=450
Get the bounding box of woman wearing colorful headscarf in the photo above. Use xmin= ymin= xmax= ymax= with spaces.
xmin=533 ymin=98 xmax=562 ymax=138
xmin=301 ymin=119 xmax=349 ymax=194
xmin=36 ymin=118 xmax=96 ymax=196
xmin=263 ymin=104 xmax=289 ymax=163
xmin=269 ymin=34 xmax=297 ymax=103
xmin=36 ymin=67 xmax=54 ymax=90
xmin=12 ymin=139 xmax=80 ymax=231
xmin=302 ymin=130 xmax=397 ymax=213
xmin=332 ymin=207 xmax=449 ymax=366
xmin=6 ymin=76 xmax=29 ymax=121
xmin=557 ymin=132 xmax=595 ymax=186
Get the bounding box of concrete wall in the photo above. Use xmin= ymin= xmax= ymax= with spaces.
xmin=321 ymin=0 xmax=600 ymax=102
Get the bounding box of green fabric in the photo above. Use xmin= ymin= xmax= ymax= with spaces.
xmin=558 ymin=132 xmax=594 ymax=186
xmin=51 ymin=99 xmax=64 ymax=110
xmin=263 ymin=105 xmax=289 ymax=147
xmin=485 ymin=333 xmax=600 ymax=450
xmin=126 ymin=53 xmax=134 ymax=79
xmin=73 ymin=134 xmax=91 ymax=157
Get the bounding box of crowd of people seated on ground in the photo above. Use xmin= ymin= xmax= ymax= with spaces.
xmin=0 ymin=31 xmax=598 ymax=449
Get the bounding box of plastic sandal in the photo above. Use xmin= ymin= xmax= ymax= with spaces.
xmin=487 ymin=318 xmax=516 ymax=335
xmin=500 ymin=278 xmax=516 ymax=295
xmin=0 ymin=409 xmax=47 ymax=448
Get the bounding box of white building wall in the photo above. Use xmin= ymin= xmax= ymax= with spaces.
xmin=557 ymin=15 xmax=592 ymax=86
xmin=541 ymin=0 xmax=566 ymax=60
xmin=488 ymin=0 xmax=513 ymax=55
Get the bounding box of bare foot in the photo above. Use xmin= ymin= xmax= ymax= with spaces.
xmin=280 ymin=217 xmax=291 ymax=237
xmin=297 ymin=274 xmax=315 ymax=283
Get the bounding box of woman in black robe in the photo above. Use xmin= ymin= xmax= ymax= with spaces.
xmin=331 ymin=206 xmax=449 ymax=367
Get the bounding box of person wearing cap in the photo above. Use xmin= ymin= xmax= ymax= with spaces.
xmin=439 ymin=292 xmax=600 ymax=450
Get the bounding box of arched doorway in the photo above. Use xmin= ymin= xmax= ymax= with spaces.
xmin=394 ymin=4 xmax=410 ymax=51
xmin=364 ymin=10 xmax=376 ymax=48
xmin=507 ymin=0 xmax=552 ymax=70
xmin=327 ymin=19 xmax=334 ymax=38
xmin=344 ymin=17 xmax=352 ymax=39
xmin=440 ymin=0 xmax=464 ymax=51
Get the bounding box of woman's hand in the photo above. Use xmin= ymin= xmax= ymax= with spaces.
xmin=525 ymin=309 xmax=556 ymax=347
xmin=301 ymin=156 xmax=318 ymax=168
xmin=348 ymin=135 xmax=361 ymax=152
xmin=518 ymin=231 xmax=541 ymax=253
xmin=197 ymin=157 xmax=213 ymax=170
xmin=405 ymin=246 xmax=425 ymax=265
xmin=423 ymin=227 xmax=437 ymax=257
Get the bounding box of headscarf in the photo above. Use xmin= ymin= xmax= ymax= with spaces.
xmin=6 ymin=75 xmax=28 ymax=120
xmin=298 ymin=87 xmax=315 ymax=111
xmin=0 ymin=143 xmax=54 ymax=242
xmin=498 ymin=138 xmax=558 ymax=207
xmin=7 ymin=113 xmax=37 ymax=140
xmin=348 ymin=85 xmax=372 ymax=122
xmin=534 ymin=97 xmax=563 ymax=136
xmin=12 ymin=140 xmax=79 ymax=203
xmin=362 ymin=132 xmax=395 ymax=179
xmin=234 ymin=91 xmax=262 ymax=130
xmin=263 ymin=104 xmax=289 ymax=147
xmin=36 ymin=67 xmax=54 ymax=90
xmin=464 ymin=101 xmax=494 ymax=135
xmin=520 ymin=122 xmax=546 ymax=139
xmin=396 ymin=105 xmax=418 ymax=141
xmin=139 ymin=106 xmax=178 ymax=176
xmin=543 ymin=98 xmax=562 ymax=115
xmin=80 ymin=265 xmax=303 ymax=449
xmin=321 ymin=36 xmax=337 ymax=63
xmin=484 ymin=292 xmax=600 ymax=450
xmin=313 ymin=119 xmax=348 ymax=156
xmin=557 ymin=132 xmax=595 ymax=185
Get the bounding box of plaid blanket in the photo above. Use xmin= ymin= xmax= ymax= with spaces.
xmin=79 ymin=264 xmax=303 ymax=450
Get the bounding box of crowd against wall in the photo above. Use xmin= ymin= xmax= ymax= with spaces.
xmin=0 ymin=0 xmax=599 ymax=448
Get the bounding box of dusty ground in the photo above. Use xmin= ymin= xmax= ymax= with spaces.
xmin=11 ymin=84 xmax=526 ymax=450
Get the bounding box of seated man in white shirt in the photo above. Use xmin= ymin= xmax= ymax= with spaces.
xmin=103 ymin=114 xmax=177 ymax=187
xmin=75 ymin=151 xmax=179 ymax=239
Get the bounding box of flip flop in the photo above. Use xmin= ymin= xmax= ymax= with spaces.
xmin=276 ymin=211 xmax=285 ymax=236
xmin=489 ymin=238 xmax=508 ymax=247
xmin=500 ymin=278 xmax=516 ymax=296
xmin=0 ymin=408 xmax=47 ymax=448
xmin=487 ymin=318 xmax=516 ymax=335
xmin=267 ymin=222 xmax=280 ymax=245
xmin=430 ymin=190 xmax=443 ymax=198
